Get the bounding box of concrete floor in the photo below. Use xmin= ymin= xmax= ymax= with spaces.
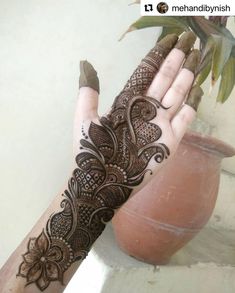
xmin=65 ymin=223 xmax=235 ymax=293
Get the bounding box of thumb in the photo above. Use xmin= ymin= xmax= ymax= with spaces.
xmin=73 ymin=61 xmax=100 ymax=153
xmin=76 ymin=60 xmax=100 ymax=121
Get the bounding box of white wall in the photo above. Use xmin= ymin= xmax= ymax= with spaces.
xmin=0 ymin=0 xmax=234 ymax=269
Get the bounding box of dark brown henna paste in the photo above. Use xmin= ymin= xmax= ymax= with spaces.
xmin=17 ymin=39 xmax=174 ymax=291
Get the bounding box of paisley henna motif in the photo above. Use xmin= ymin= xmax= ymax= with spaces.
xmin=17 ymin=41 xmax=172 ymax=290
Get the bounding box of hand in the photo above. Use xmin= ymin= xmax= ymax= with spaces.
xmin=17 ymin=32 xmax=203 ymax=291
xmin=74 ymin=32 xmax=203 ymax=201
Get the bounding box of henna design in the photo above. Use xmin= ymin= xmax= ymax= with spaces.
xmin=17 ymin=43 xmax=171 ymax=291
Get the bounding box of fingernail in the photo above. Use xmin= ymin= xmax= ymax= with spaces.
xmin=183 ymin=49 xmax=201 ymax=74
xmin=79 ymin=60 xmax=100 ymax=93
xmin=175 ymin=31 xmax=197 ymax=54
xmin=157 ymin=34 xmax=179 ymax=56
xmin=186 ymin=85 xmax=204 ymax=111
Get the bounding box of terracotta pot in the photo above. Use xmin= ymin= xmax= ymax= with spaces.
xmin=112 ymin=131 xmax=235 ymax=265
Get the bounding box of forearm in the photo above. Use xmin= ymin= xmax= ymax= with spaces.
xmin=0 ymin=182 xmax=85 ymax=293
xmin=0 ymin=144 xmax=140 ymax=293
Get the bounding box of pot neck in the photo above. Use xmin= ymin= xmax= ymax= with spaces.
xmin=182 ymin=130 xmax=235 ymax=158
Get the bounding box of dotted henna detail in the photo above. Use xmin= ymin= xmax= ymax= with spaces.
xmin=18 ymin=44 xmax=170 ymax=291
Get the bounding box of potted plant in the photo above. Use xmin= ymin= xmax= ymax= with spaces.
xmin=112 ymin=15 xmax=235 ymax=265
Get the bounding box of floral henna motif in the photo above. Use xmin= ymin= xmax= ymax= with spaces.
xmin=18 ymin=41 xmax=172 ymax=290
xmin=18 ymin=231 xmax=73 ymax=290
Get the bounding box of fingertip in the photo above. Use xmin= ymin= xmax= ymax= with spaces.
xmin=79 ymin=60 xmax=100 ymax=94
xmin=157 ymin=34 xmax=179 ymax=56
xmin=174 ymin=31 xmax=196 ymax=55
xmin=183 ymin=49 xmax=201 ymax=75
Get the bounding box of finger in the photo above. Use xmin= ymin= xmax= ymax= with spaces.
xmin=146 ymin=31 xmax=196 ymax=100
xmin=73 ymin=61 xmax=100 ymax=153
xmin=171 ymin=85 xmax=204 ymax=141
xmin=161 ymin=49 xmax=201 ymax=119
xmin=121 ymin=34 xmax=179 ymax=96
xmin=77 ymin=60 xmax=99 ymax=121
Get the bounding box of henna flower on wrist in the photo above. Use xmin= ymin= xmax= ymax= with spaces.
xmin=17 ymin=230 xmax=73 ymax=290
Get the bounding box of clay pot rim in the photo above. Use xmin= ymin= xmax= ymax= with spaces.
xmin=183 ymin=130 xmax=235 ymax=158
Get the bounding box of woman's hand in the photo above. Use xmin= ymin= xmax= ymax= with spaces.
xmin=16 ymin=32 xmax=203 ymax=291
xmin=74 ymin=32 xmax=203 ymax=199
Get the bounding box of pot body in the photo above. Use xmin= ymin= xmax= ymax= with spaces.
xmin=112 ymin=131 xmax=235 ymax=265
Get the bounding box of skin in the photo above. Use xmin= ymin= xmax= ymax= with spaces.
xmin=0 ymin=32 xmax=203 ymax=292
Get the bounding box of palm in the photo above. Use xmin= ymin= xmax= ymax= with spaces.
xmin=74 ymin=33 xmax=202 ymax=207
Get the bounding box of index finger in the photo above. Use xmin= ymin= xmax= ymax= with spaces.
xmin=120 ymin=34 xmax=179 ymax=96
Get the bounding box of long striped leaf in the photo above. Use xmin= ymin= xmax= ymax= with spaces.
xmin=216 ymin=56 xmax=235 ymax=103
xmin=211 ymin=35 xmax=233 ymax=85
xmin=120 ymin=16 xmax=189 ymax=40
xmin=195 ymin=61 xmax=212 ymax=86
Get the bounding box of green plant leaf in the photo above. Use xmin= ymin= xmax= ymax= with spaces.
xmin=158 ymin=26 xmax=185 ymax=41
xmin=187 ymin=16 xmax=235 ymax=45
xmin=231 ymin=45 xmax=235 ymax=57
xmin=211 ymin=35 xmax=233 ymax=85
xmin=132 ymin=16 xmax=189 ymax=30
xmin=196 ymin=35 xmax=233 ymax=86
xmin=120 ymin=16 xmax=189 ymax=40
xmin=197 ymin=36 xmax=215 ymax=73
xmin=195 ymin=61 xmax=211 ymax=86
xmin=216 ymin=56 xmax=235 ymax=103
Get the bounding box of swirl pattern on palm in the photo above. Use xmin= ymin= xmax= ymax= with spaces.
xmin=17 ymin=39 xmax=173 ymax=291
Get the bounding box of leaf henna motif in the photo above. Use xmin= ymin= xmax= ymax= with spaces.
xmin=18 ymin=42 xmax=171 ymax=290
